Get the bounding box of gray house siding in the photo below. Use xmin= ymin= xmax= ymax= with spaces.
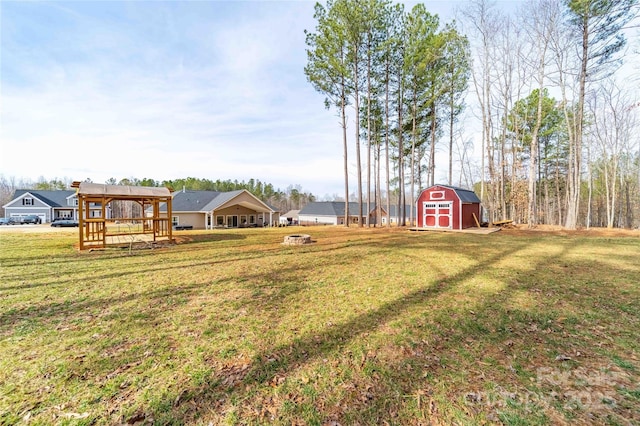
xmin=3 ymin=190 xmax=78 ymax=223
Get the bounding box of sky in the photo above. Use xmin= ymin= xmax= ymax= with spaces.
xmin=0 ymin=0 xmax=472 ymax=199
xmin=1 ymin=1 xmax=637 ymax=199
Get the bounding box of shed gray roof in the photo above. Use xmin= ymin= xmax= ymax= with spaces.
xmin=433 ymin=184 xmax=481 ymax=203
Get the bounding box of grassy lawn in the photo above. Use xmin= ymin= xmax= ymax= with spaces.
xmin=1 ymin=226 xmax=639 ymax=425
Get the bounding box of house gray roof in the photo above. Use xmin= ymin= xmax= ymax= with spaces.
xmin=168 ymin=190 xmax=224 ymax=212
xmin=388 ymin=204 xmax=416 ymax=217
xmin=9 ymin=190 xmax=76 ymax=207
xmin=205 ymin=190 xmax=245 ymax=210
xmin=167 ymin=190 xmax=274 ymax=213
xmin=282 ymin=210 xmax=300 ymax=218
xmin=299 ymin=202 xmax=358 ymax=216
xmin=300 ymin=202 xmax=415 ymax=217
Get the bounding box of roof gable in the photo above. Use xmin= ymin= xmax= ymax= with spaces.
xmin=171 ymin=190 xmax=223 ymax=212
xmin=169 ymin=190 xmax=274 ymax=213
xmin=204 ymin=190 xmax=244 ymax=210
xmin=3 ymin=190 xmax=76 ymax=209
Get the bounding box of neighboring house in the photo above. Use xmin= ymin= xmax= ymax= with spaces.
xmin=164 ymin=189 xmax=278 ymax=229
xmin=385 ymin=204 xmax=417 ymax=226
xmin=3 ymin=188 xmax=278 ymax=229
xmin=361 ymin=204 xmax=416 ymax=226
xmin=298 ymin=202 xmax=416 ymax=226
xmin=298 ymin=202 xmax=361 ymax=226
xmin=416 ymin=184 xmax=481 ymax=230
xmin=279 ymin=210 xmax=300 ymax=225
xmin=2 ymin=190 xmax=81 ymax=223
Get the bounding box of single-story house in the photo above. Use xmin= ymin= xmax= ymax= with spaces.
xmin=164 ymin=189 xmax=278 ymax=229
xmin=416 ymin=184 xmax=481 ymax=230
xmin=384 ymin=204 xmax=416 ymax=226
xmin=2 ymin=189 xmax=101 ymax=223
xmin=298 ymin=202 xmax=415 ymax=226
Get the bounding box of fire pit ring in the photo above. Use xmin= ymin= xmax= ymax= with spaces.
xmin=283 ymin=234 xmax=312 ymax=245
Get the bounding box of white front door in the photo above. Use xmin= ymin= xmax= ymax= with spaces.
xmin=423 ymin=201 xmax=452 ymax=228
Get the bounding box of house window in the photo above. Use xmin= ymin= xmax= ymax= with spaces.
xmin=249 ymin=215 xmax=255 ymax=224
xmin=56 ymin=212 xmax=66 ymax=219
xmin=216 ymin=216 xmax=224 ymax=226
xmin=23 ymin=197 xmax=34 ymax=206
xmin=172 ymin=216 xmax=179 ymax=226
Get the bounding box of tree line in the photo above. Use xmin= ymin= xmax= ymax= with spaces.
xmin=305 ymin=0 xmax=639 ymax=229
xmin=305 ymin=0 xmax=471 ymax=227
xmin=463 ymin=0 xmax=638 ymax=229
xmin=0 ymin=175 xmax=315 ymax=215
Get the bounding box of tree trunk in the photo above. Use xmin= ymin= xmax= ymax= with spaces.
xmin=341 ymin=75 xmax=349 ymax=227
xmin=354 ymin=44 xmax=363 ymax=227
xmin=398 ymin=73 xmax=406 ymax=226
xmin=565 ymin=14 xmax=589 ymax=229
xmin=448 ymin=77 xmax=455 ymax=186
xmin=429 ymin=105 xmax=437 ymax=187
xmin=385 ymin=59 xmax=391 ymax=228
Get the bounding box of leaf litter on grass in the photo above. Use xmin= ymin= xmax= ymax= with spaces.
xmin=0 ymin=226 xmax=639 ymax=424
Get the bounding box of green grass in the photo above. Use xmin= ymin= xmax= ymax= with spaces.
xmin=1 ymin=226 xmax=639 ymax=425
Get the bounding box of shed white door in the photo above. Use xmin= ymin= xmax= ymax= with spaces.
xmin=423 ymin=201 xmax=452 ymax=228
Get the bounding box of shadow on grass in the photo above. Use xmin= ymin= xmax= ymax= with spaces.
xmin=0 ymin=231 xmax=247 ymax=269
xmin=145 ymin=235 xmax=640 ymax=424
xmin=2 ymin=242 xmax=431 ymax=349
xmin=0 ymin=230 xmax=413 ymax=292
xmin=172 ymin=232 xmax=247 ymax=245
xmin=4 ymin=230 xmax=640 ymax=424
xmin=150 ymin=241 xmax=530 ymax=421
xmin=0 ymin=231 xmax=416 ymax=335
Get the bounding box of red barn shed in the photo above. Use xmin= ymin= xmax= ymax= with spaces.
xmin=417 ymin=185 xmax=482 ymax=230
